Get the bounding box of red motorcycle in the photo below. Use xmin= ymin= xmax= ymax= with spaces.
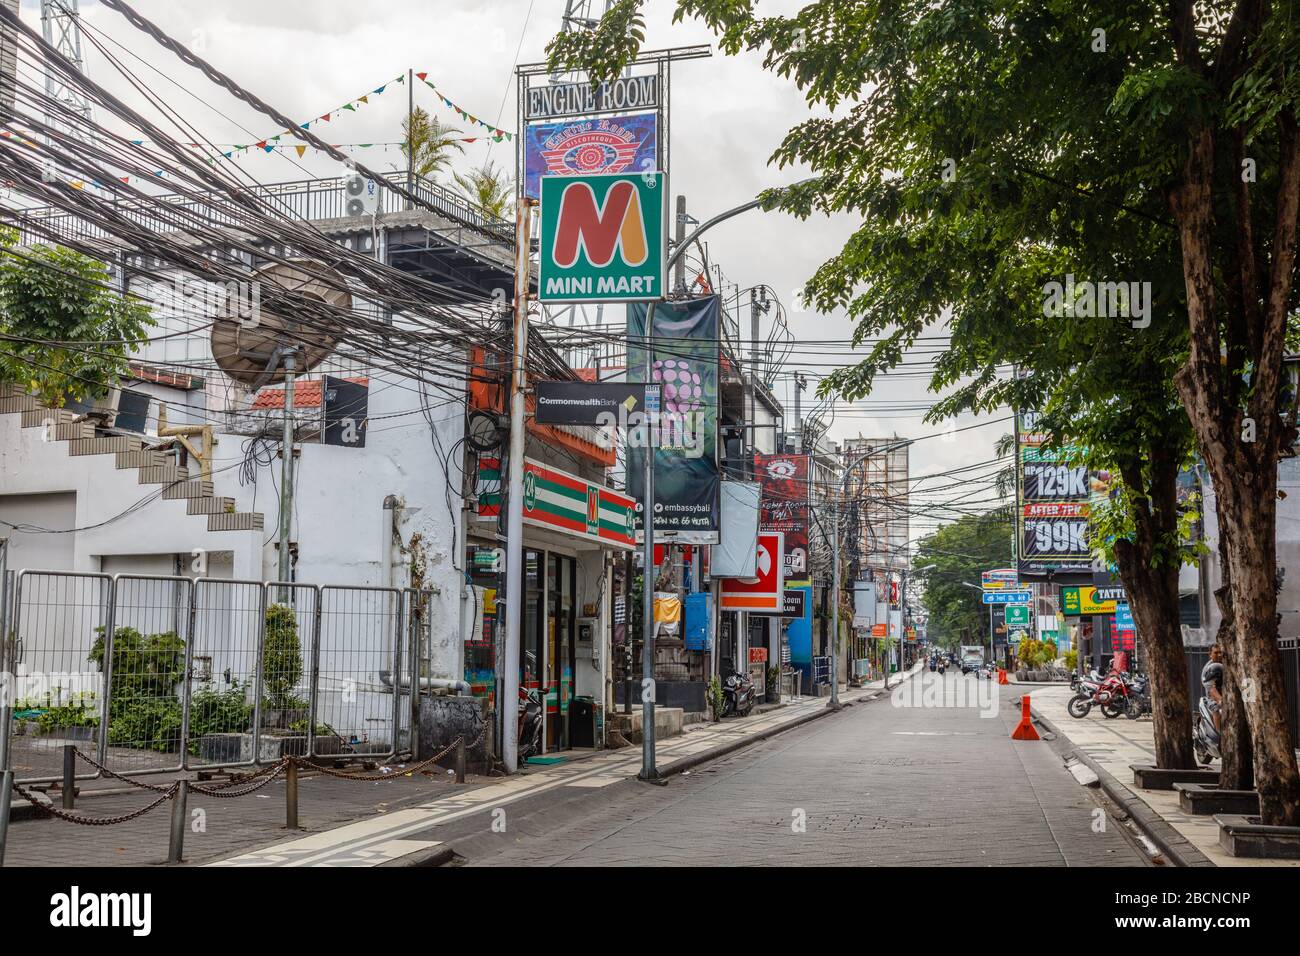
xmin=1067 ymin=670 xmax=1133 ymax=719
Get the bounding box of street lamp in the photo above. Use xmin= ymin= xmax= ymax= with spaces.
xmin=630 ymin=185 xmax=808 ymax=781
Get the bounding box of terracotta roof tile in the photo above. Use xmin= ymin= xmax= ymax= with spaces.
xmin=250 ymin=376 xmax=368 ymax=411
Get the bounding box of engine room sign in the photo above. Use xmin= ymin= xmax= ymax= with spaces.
xmin=525 ymin=74 xmax=661 ymax=120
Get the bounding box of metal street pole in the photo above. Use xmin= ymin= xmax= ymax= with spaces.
xmin=502 ymin=198 xmax=534 ymax=773
xmin=634 ymin=188 xmax=801 ymax=780
xmin=276 ymin=351 xmax=297 ymax=583
xmin=639 ymin=299 xmax=659 ymax=781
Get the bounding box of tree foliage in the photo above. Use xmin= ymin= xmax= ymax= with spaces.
xmin=0 ymin=228 xmax=153 ymax=407
xmin=914 ymin=509 xmax=1012 ymax=650
xmin=454 ymin=160 xmax=515 ymax=220
xmin=401 ymin=107 xmax=465 ymax=181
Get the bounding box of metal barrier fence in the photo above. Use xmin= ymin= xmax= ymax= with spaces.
xmin=2 ymin=571 xmax=432 ymax=785
xmin=812 ymin=656 xmax=830 ymax=687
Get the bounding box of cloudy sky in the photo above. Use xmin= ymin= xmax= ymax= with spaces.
xmin=14 ymin=0 xmax=1011 ymax=544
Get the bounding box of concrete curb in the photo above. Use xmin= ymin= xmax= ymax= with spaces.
xmin=1030 ymin=702 xmax=1216 ymax=868
xmin=376 ymin=843 xmax=457 ymax=868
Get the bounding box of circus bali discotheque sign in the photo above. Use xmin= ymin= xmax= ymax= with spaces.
xmin=524 ymin=114 xmax=657 ymax=200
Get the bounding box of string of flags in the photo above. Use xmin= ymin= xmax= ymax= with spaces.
xmin=417 ymin=73 xmax=513 ymax=142
xmin=3 ymin=70 xmax=514 ymax=191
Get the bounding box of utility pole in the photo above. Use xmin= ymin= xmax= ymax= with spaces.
xmin=674 ymin=195 xmax=687 ymax=294
xmin=502 ymin=198 xmax=534 ymax=773
xmin=792 ymin=371 xmax=806 ymax=453
xmin=276 ymin=351 xmax=297 ymax=583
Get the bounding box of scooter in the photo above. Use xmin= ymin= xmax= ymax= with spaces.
xmin=1192 ymin=696 xmax=1221 ymax=766
xmin=937 ymin=660 xmax=946 ymax=676
xmin=722 ymin=670 xmax=756 ymax=717
xmin=517 ymin=684 xmax=543 ymax=766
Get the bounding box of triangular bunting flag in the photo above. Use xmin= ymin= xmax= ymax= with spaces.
xmin=343 ymin=103 xmax=355 ymax=111
xmin=295 ymin=145 xmax=307 ymax=158
xmin=359 ymin=95 xmax=369 ymax=104
xmin=416 ymin=72 xmax=427 ymax=81
xmin=374 ymin=85 xmax=386 ymax=94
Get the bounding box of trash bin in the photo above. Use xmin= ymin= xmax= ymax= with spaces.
xmin=570 ymin=696 xmax=596 ymax=748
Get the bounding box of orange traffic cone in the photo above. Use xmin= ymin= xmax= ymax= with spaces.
xmin=1011 ymin=695 xmax=1040 ymax=740
xmin=997 ymin=668 xmax=1009 ymax=685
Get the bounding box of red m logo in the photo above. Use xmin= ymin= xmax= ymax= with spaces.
xmin=551 ymin=179 xmax=649 ymax=268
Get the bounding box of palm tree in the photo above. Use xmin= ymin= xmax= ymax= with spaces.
xmin=453 ymin=160 xmax=514 ymax=221
xmin=400 ymin=107 xmax=464 ymax=181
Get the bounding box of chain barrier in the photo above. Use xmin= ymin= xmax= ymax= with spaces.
xmin=306 ymin=733 xmax=469 ymax=782
xmin=188 ymin=760 xmax=289 ymax=799
xmin=73 ymin=748 xmax=173 ymax=793
xmin=6 ymin=728 xmax=487 ymax=832
xmin=10 ymin=777 xmax=178 ymax=827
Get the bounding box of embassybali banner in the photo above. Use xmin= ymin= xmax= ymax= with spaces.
xmin=626 ymin=295 xmax=720 ymax=542
xmin=754 ymin=453 xmax=810 ymax=578
xmin=524 ymin=113 xmax=657 ymax=200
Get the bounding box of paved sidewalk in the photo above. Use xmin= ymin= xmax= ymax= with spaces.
xmin=1028 ymin=685 xmax=1300 ymax=868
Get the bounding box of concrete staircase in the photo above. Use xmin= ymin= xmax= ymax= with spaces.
xmin=0 ymin=389 xmax=264 ymax=533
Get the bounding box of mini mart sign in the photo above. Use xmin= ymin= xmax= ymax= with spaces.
xmin=477 ymin=457 xmax=635 ymax=550
xmin=539 ymin=172 xmax=666 ymax=303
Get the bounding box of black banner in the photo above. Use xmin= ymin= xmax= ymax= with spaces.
xmin=534 ymin=380 xmax=648 ymax=425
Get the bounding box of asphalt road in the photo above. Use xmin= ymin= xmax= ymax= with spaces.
xmin=438 ymin=672 xmax=1152 ymax=867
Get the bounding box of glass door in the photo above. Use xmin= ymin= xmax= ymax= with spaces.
xmin=546 ymin=553 xmax=577 ymax=749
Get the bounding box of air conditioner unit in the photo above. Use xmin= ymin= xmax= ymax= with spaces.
xmin=344 ymin=173 xmax=379 ymax=217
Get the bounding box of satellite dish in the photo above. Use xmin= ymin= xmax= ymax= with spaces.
xmin=210 ymin=260 xmax=351 ymax=390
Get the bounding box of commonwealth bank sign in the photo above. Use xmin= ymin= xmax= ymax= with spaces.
xmin=539 ymin=172 xmax=665 ymax=303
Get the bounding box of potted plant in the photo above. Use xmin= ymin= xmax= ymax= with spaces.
xmin=260 ymin=604 xmax=306 ymax=730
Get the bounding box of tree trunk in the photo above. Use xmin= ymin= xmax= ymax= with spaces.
xmin=1221 ymin=476 xmax=1300 ymax=823
xmin=1113 ymin=449 xmax=1194 ymax=769
xmin=1212 ymin=534 xmax=1253 ymax=789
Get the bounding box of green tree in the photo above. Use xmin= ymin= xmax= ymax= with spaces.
xmin=549 ymin=0 xmax=1300 ymax=825
xmin=401 ymin=107 xmax=465 ymax=181
xmin=0 ymin=228 xmax=153 ymax=407
xmin=454 ymin=160 xmax=515 ymax=220
xmin=914 ymin=509 xmax=1012 ymax=651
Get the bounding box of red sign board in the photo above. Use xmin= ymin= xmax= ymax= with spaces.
xmin=720 ymin=532 xmax=785 ymax=613
xmin=748 ymin=647 xmax=768 ymax=664
xmin=754 ymin=454 xmax=809 ymax=578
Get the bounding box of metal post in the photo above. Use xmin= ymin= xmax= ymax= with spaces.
xmin=455 ymin=736 xmax=466 ymax=783
xmin=502 ymin=198 xmax=534 ymax=773
xmin=674 ymin=195 xmax=687 ymax=294
xmin=61 ymin=744 xmax=74 ymax=809
xmin=285 ymin=760 xmax=299 ymax=830
xmin=167 ymin=780 xmax=188 ymax=864
xmin=405 ymin=67 xmax=414 ymax=208
xmin=639 ymin=301 xmax=659 ymax=782
xmin=277 ymin=352 xmax=297 ymax=584
xmin=829 ymin=470 xmax=842 ymax=708
xmin=0 ymin=769 xmax=12 ymax=866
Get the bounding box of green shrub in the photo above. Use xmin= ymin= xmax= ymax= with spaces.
xmin=88 ymin=626 xmax=185 ymax=699
xmin=189 ymin=682 xmax=254 ymax=747
xmin=106 ymin=696 xmax=182 ymax=751
xmin=261 ymin=604 xmax=303 ymax=710
xmin=706 ymin=675 xmax=725 ymax=720
xmin=36 ymin=701 xmax=100 ymax=734
xmin=1064 ymin=649 xmax=1079 ymax=671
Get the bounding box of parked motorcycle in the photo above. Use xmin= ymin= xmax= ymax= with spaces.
xmin=1192 ymin=696 xmax=1221 ymax=766
xmin=722 ymin=670 xmax=756 ymax=717
xmin=1067 ymin=671 xmax=1133 ymax=718
xmin=1124 ymin=673 xmax=1151 ymax=720
xmin=517 ymin=684 xmax=543 ymax=765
